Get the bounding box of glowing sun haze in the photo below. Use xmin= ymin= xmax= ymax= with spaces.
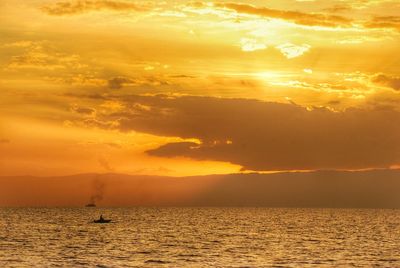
xmin=1 ymin=0 xmax=400 ymax=177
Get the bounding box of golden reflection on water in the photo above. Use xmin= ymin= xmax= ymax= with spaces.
xmin=0 ymin=208 xmax=399 ymax=267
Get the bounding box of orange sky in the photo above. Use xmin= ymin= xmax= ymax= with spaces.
xmin=1 ymin=0 xmax=400 ymax=176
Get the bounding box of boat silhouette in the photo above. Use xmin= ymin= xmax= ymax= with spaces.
xmin=93 ymin=215 xmax=111 ymax=223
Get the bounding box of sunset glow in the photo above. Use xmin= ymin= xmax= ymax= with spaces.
xmin=1 ymin=0 xmax=400 ymax=177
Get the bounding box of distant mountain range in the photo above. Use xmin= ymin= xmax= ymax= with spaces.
xmin=1 ymin=169 xmax=400 ymax=208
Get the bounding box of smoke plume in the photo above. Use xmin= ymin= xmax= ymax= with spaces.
xmin=89 ymin=177 xmax=105 ymax=204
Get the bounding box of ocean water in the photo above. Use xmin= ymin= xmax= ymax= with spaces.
xmin=0 ymin=208 xmax=399 ymax=267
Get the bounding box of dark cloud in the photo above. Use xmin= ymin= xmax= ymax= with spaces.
xmin=372 ymin=73 xmax=400 ymax=91
xmin=108 ymin=76 xmax=135 ymax=89
xmin=0 ymin=139 xmax=10 ymax=144
xmin=364 ymin=16 xmax=400 ymax=31
xmin=169 ymin=75 xmax=196 ymax=79
xmin=214 ymin=2 xmax=352 ymax=27
xmin=96 ymin=95 xmax=400 ymax=171
xmin=107 ymin=76 xmax=170 ymax=89
xmin=104 ymin=142 xmax=122 ymax=148
xmin=41 ymin=0 xmax=148 ymax=16
xmin=64 ymin=92 xmax=108 ymax=100
xmin=326 ymin=100 xmax=341 ymax=105
xmin=147 ymin=142 xmax=200 ymax=157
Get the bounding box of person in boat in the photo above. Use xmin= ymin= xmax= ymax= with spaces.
xmin=94 ymin=214 xmax=111 ymax=223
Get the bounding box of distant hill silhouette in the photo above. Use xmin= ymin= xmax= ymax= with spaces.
xmin=1 ymin=170 xmax=399 ymax=208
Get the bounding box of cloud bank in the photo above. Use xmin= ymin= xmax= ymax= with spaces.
xmin=41 ymin=0 xmax=147 ymax=15
xmin=89 ymin=95 xmax=400 ymax=171
xmin=372 ymin=73 xmax=400 ymax=91
xmin=365 ymin=16 xmax=400 ymax=31
xmin=215 ymin=2 xmax=352 ymax=27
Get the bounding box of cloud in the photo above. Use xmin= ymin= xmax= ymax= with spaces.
xmin=86 ymin=95 xmax=400 ymax=171
xmin=364 ymin=16 xmax=400 ymax=31
xmin=82 ymin=118 xmax=119 ymax=129
xmin=169 ymin=75 xmax=196 ymax=79
xmin=276 ymin=43 xmax=311 ymax=59
xmin=214 ymin=2 xmax=352 ymax=28
xmin=71 ymin=106 xmax=96 ymax=115
xmin=239 ymin=38 xmax=267 ymax=52
xmin=7 ymin=42 xmax=85 ymax=70
xmin=107 ymin=75 xmax=170 ymax=89
xmin=41 ymin=0 xmax=147 ymax=15
xmin=0 ymin=139 xmax=10 ymax=144
xmin=108 ymin=76 xmax=136 ymax=89
xmin=324 ymin=4 xmax=352 ymax=13
xmin=303 ymin=69 xmax=313 ymax=74
xmin=147 ymin=142 xmax=200 ymax=156
xmin=1 ymin=41 xmax=37 ymax=48
xmin=372 ymin=73 xmax=400 ymax=91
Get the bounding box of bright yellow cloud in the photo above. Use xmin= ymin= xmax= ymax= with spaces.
xmin=276 ymin=43 xmax=311 ymax=59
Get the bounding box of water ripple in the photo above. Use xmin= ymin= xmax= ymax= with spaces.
xmin=0 ymin=208 xmax=399 ymax=267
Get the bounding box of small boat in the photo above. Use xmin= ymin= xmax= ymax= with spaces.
xmin=85 ymin=203 xmax=96 ymax=207
xmin=93 ymin=215 xmax=111 ymax=223
xmin=93 ymin=219 xmax=111 ymax=223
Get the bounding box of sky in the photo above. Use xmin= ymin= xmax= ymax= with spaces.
xmin=1 ymin=0 xmax=400 ymax=177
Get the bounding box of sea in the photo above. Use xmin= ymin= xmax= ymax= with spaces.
xmin=0 ymin=208 xmax=399 ymax=267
